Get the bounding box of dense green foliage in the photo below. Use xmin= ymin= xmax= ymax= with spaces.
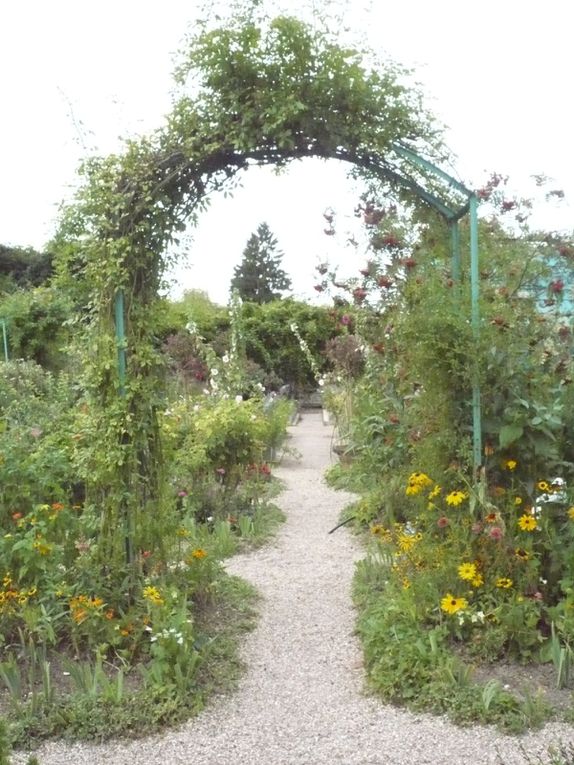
xmin=0 ymin=245 xmax=54 ymax=293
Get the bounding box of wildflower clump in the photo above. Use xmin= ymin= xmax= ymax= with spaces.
xmin=405 ymin=472 xmax=433 ymax=496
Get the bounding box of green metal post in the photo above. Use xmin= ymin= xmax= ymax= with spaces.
xmin=1 ymin=320 xmax=8 ymax=362
xmin=469 ymin=195 xmax=482 ymax=472
xmin=114 ymin=290 xmax=127 ymax=396
xmin=450 ymin=220 xmax=461 ymax=283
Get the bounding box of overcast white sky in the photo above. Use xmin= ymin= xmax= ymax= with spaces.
xmin=1 ymin=1 xmax=572 ymax=304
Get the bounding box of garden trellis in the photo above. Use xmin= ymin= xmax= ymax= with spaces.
xmin=60 ymin=13 xmax=485 ymax=577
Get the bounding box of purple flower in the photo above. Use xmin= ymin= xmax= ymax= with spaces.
xmin=177 ymin=491 xmax=188 ymax=498
xmin=341 ymin=314 xmax=351 ymax=325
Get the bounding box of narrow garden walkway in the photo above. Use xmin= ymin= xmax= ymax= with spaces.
xmin=16 ymin=413 xmax=574 ymax=764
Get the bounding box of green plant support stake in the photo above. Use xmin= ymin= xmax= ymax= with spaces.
xmin=1 ymin=319 xmax=8 ymax=362
xmin=469 ymin=194 xmax=482 ymax=472
xmin=114 ymin=290 xmax=127 ymax=397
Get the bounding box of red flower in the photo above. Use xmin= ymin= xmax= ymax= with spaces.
xmin=550 ymin=279 xmax=565 ymax=294
xmin=437 ymin=516 xmax=449 ymax=528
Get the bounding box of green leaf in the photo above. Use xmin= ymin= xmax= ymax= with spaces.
xmin=499 ymin=424 xmax=524 ymax=448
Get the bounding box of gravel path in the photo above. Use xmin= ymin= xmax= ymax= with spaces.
xmin=15 ymin=412 xmax=574 ymax=764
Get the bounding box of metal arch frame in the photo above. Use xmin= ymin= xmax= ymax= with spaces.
xmin=382 ymin=143 xmax=482 ymax=472
xmin=113 ymin=143 xmax=483 ymax=470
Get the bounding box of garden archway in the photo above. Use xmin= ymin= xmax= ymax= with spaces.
xmin=60 ymin=14 xmax=481 ymax=574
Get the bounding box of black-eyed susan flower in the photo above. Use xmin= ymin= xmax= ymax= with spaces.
xmin=458 ymin=562 xmax=477 ymax=582
xmin=518 ymin=514 xmax=538 ymax=531
xmin=514 ymin=548 xmax=530 ymax=561
xmin=537 ymin=481 xmax=550 ymax=492
xmin=495 ymin=577 xmax=513 ymax=589
xmin=445 ymin=490 xmax=468 ymax=507
xmin=440 ymin=593 xmax=468 ymax=614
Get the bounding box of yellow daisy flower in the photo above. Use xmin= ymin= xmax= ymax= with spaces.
xmin=518 ymin=514 xmax=538 ymax=532
xmin=457 ymin=562 xmax=477 ymax=582
xmin=440 ymin=593 xmax=468 ymax=615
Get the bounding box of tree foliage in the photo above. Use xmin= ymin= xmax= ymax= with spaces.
xmin=231 ymin=222 xmax=291 ymax=303
xmin=0 ymin=245 xmax=54 ymax=293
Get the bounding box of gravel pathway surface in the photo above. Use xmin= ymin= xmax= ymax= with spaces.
xmin=15 ymin=412 xmax=574 ymax=764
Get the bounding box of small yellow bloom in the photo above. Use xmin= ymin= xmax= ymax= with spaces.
xmin=143 ymin=585 xmax=164 ymax=605
xmin=440 ymin=593 xmax=468 ymax=615
xmin=568 ymin=507 xmax=574 ymax=520
xmin=397 ymin=534 xmax=416 ymax=552
xmin=518 ymin=514 xmax=538 ymax=532
xmin=428 ymin=484 xmax=441 ymax=500
xmin=496 ymin=577 xmax=513 ymax=589
xmin=191 ymin=548 xmax=208 ymax=560
xmin=514 ymin=497 xmax=523 ymax=506
xmin=537 ymin=481 xmax=550 ymax=492
xmin=471 ymin=573 xmax=484 ymax=587
xmin=457 ymin=562 xmax=477 ymax=582
xmin=445 ymin=490 xmax=468 ymax=507
xmin=514 ymin=548 xmax=530 ymax=561
xmin=504 ymin=459 xmax=518 ymax=471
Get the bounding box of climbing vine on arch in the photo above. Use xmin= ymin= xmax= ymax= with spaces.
xmin=56 ymin=12 xmax=447 ymax=583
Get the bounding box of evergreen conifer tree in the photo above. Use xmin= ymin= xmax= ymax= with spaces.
xmin=230 ymin=223 xmax=292 ymax=303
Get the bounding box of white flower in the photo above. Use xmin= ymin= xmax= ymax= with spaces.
xmin=235 ymin=395 xmax=243 ymax=403
xmin=193 ymin=404 xmax=200 ymax=412
xmin=222 ymin=354 xmax=229 ymax=364
xmin=211 ymin=368 xmax=219 ymax=376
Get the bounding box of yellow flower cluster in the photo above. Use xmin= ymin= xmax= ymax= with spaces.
xmin=0 ymin=574 xmax=37 ymax=612
xmin=69 ymin=594 xmax=104 ymax=624
xmin=405 ymin=472 xmax=433 ymax=496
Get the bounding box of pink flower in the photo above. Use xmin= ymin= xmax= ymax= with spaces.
xmin=177 ymin=491 xmax=188 ymax=497
xmin=216 ymin=468 xmax=226 ymax=475
xmin=437 ymin=516 xmax=449 ymax=528
xmin=488 ymin=526 xmax=503 ymax=541
xmin=471 ymin=522 xmax=483 ymax=535
xmin=341 ymin=314 xmax=351 ymax=325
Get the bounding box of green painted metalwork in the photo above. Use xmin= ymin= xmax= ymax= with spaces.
xmin=469 ymin=194 xmax=482 ymax=470
xmin=376 ymin=146 xmax=483 ymax=472
xmin=1 ymin=319 xmax=8 ymax=362
xmin=114 ymin=290 xmax=127 ymax=396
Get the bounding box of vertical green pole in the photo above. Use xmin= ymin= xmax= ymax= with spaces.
xmin=1 ymin=320 xmax=8 ymax=362
xmin=114 ymin=288 xmax=134 ymax=579
xmin=114 ymin=290 xmax=127 ymax=396
xmin=469 ymin=195 xmax=482 ymax=473
xmin=450 ymin=220 xmax=461 ymax=282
